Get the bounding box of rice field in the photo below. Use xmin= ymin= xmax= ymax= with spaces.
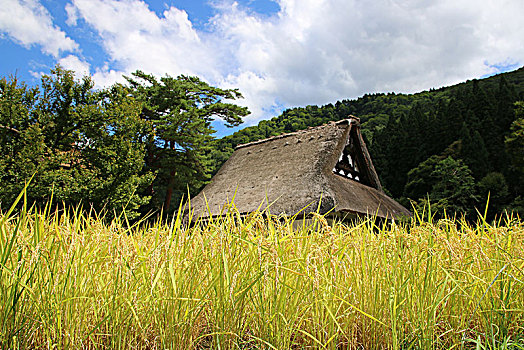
xmin=1 ymin=197 xmax=523 ymax=349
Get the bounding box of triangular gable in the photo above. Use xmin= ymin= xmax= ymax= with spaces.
xmin=332 ymin=117 xmax=382 ymax=191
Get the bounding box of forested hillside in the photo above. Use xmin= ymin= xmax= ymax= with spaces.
xmin=210 ymin=67 xmax=524 ymax=219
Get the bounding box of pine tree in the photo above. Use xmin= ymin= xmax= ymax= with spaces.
xmin=125 ymin=71 xmax=250 ymax=214
xmin=505 ymin=101 xmax=524 ymax=197
xmin=430 ymin=157 xmax=478 ymax=218
xmin=459 ymin=121 xmax=490 ymax=178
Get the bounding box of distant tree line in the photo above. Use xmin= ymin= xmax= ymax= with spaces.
xmin=210 ymin=67 xmax=524 ymax=220
xmin=0 ymin=66 xmax=248 ymax=219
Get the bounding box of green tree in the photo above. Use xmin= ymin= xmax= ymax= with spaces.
xmin=505 ymin=102 xmax=524 ymax=175
xmin=404 ymin=156 xmax=479 ymax=218
xmin=478 ymin=172 xmax=509 ymax=219
xmin=430 ymin=157 xmax=478 ymax=217
xmin=0 ymin=76 xmax=42 ymax=204
xmin=505 ymin=101 xmax=524 ymax=207
xmin=403 ymin=155 xmax=442 ymax=200
xmin=459 ymin=121 xmax=490 ymax=178
xmin=125 ymin=71 xmax=250 ymax=214
xmin=0 ymin=66 xmax=153 ymax=218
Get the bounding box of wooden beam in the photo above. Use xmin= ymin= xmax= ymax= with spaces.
xmin=335 ymin=162 xmax=360 ymax=178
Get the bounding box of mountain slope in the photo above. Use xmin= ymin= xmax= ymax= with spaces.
xmin=208 ymin=66 xmax=524 ymax=218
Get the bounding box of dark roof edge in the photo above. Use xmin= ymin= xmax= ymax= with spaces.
xmin=235 ymin=117 xmax=359 ymax=150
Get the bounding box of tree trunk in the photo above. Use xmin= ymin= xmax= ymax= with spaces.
xmin=163 ymin=140 xmax=177 ymax=215
xmin=163 ymin=169 xmax=176 ymax=215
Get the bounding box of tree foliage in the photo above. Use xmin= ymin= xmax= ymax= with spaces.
xmin=0 ymin=67 xmax=154 ymax=218
xmin=429 ymin=157 xmax=478 ymax=216
xmin=506 ymin=102 xmax=524 ymax=179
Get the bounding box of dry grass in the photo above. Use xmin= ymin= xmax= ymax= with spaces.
xmin=1 ymin=198 xmax=523 ymax=349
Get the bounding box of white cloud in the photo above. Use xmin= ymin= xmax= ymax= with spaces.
xmin=58 ymin=54 xmax=90 ymax=77
xmin=0 ymin=0 xmax=78 ymax=57
xmin=65 ymin=2 xmax=79 ymax=26
xmin=65 ymin=0 xmax=524 ymax=124
xmin=68 ymin=0 xmax=217 ymax=79
xmin=92 ymin=66 xmax=128 ymax=89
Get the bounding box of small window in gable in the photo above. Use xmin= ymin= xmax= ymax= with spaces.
xmin=334 ymin=146 xmax=360 ymax=180
xmin=332 ymin=128 xmax=374 ymax=188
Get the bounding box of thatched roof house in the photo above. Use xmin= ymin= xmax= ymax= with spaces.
xmin=189 ymin=116 xmax=411 ymax=221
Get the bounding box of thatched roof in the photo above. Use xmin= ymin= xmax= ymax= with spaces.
xmin=189 ymin=117 xmax=411 ymax=220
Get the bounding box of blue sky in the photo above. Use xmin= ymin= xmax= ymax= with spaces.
xmin=1 ymin=0 xmax=523 ymax=137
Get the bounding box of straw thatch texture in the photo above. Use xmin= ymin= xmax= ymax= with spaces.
xmin=190 ymin=118 xmax=411 ymax=220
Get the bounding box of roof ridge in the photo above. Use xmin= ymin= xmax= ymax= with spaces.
xmin=235 ymin=118 xmax=354 ymax=150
